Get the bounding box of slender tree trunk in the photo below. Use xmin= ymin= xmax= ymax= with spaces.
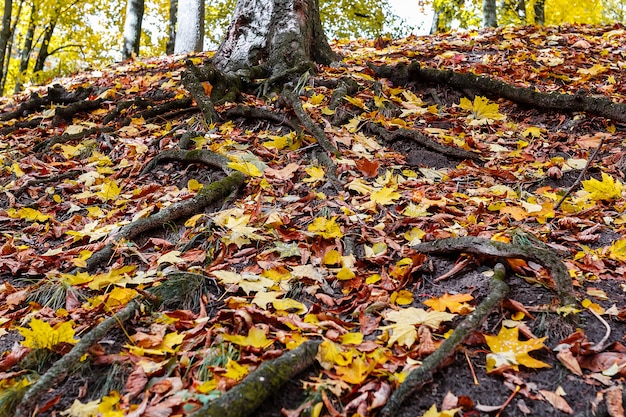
xmin=166 ymin=0 xmax=177 ymax=54
xmin=122 ymin=0 xmax=144 ymax=59
xmin=534 ymin=0 xmax=545 ymax=24
xmin=1 ymin=0 xmax=23 ymax=94
xmin=516 ymin=0 xmax=526 ymax=22
xmin=14 ymin=1 xmax=36 ymax=93
xmin=483 ymin=0 xmax=497 ymax=27
xmin=0 ymin=0 xmax=12 ymax=93
xmin=430 ymin=8 xmax=441 ymax=33
xmin=33 ymin=21 xmax=55 ymax=73
xmin=214 ymin=0 xmax=337 ymax=77
xmin=174 ymin=0 xmax=204 ymax=54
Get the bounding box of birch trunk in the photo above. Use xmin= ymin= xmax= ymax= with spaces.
xmin=173 ymin=0 xmax=204 ymax=54
xmin=214 ymin=0 xmax=337 ymax=77
xmin=122 ymin=0 xmax=145 ymax=59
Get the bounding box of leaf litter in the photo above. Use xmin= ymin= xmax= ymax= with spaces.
xmin=1 ymin=24 xmax=626 ymax=417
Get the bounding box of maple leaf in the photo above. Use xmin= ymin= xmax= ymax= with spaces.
xmin=220 ymin=214 xmax=265 ymax=248
xmin=96 ymin=179 xmax=122 ymax=201
xmin=302 ymin=166 xmax=325 ymax=183
xmin=485 ymin=326 xmax=550 ymax=372
xmin=382 ymin=308 xmax=456 ymax=348
xmin=459 ymin=96 xmax=505 ymax=125
xmin=424 ymin=293 xmax=474 ymax=314
xmin=370 ymin=186 xmax=401 ymax=205
xmin=581 ymin=173 xmax=623 ymax=201
xmin=17 ymin=318 xmax=76 ymax=350
xmin=608 ymin=239 xmax=626 ymax=262
xmin=222 ymin=327 xmax=274 ymax=349
xmin=307 ymin=216 xmax=343 ymax=239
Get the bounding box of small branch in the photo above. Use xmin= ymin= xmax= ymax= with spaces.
xmin=380 ymin=264 xmax=510 ymax=417
xmin=554 ymin=138 xmax=604 ymax=211
xmin=587 ymin=307 xmax=611 ymax=353
xmin=14 ymin=299 xmax=142 ymax=417
xmin=188 ymin=340 xmax=321 ymax=417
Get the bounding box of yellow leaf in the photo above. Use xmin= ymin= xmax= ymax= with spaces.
xmin=308 ymin=216 xmax=343 ymax=239
xmin=7 ymin=207 xmax=50 ymax=222
xmin=582 ymin=173 xmax=623 ymax=201
xmin=309 ymin=92 xmax=325 ymax=105
xmin=156 ymin=251 xmax=184 ymax=266
xmin=336 ymin=266 xmax=356 ymax=280
xmin=272 ymin=298 xmax=307 ymax=314
xmin=391 ymin=290 xmax=414 ymax=306
xmin=11 ymin=162 xmax=24 ymax=177
xmin=17 ymin=318 xmax=76 ymax=350
xmin=522 ymin=126 xmax=542 ymax=138
xmin=423 ymin=293 xmax=474 ymax=314
xmin=187 ymin=179 xmax=203 ymax=191
xmin=105 ymin=287 xmax=138 ymax=308
xmin=335 ymin=354 xmax=373 ymax=384
xmin=344 ymin=95 xmax=369 ymax=110
xmin=370 ymin=186 xmax=401 ymax=205
xmin=62 ymin=399 xmax=101 ymax=417
xmin=459 ymin=96 xmax=505 ymax=125
xmin=317 ymin=340 xmax=353 ymax=370
xmin=340 ymin=332 xmax=364 ymax=345
xmin=322 ymin=249 xmax=342 ymax=265
xmin=222 ymin=327 xmax=274 ymax=349
xmin=485 ymin=326 xmax=549 ymax=372
xmin=227 ymin=161 xmax=263 ymax=177
xmin=608 ymin=239 xmax=626 ymax=262
xmin=97 ymin=179 xmax=121 ymax=201
xmin=382 ymin=308 xmax=456 ymax=348
xmin=302 ymin=166 xmax=325 ymax=183
xmin=222 ymin=358 xmax=249 ymax=381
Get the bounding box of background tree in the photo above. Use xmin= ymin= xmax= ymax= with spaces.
xmin=166 ymin=0 xmax=176 ymax=54
xmin=122 ymin=0 xmax=144 ymax=59
xmin=173 ymin=0 xmax=203 ymax=53
xmin=213 ymin=0 xmax=336 ymax=77
xmin=483 ymin=0 xmax=497 ymax=26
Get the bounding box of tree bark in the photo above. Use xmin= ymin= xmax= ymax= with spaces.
xmin=173 ymin=0 xmax=204 ymax=54
xmin=122 ymin=0 xmax=145 ymax=59
xmin=166 ymin=0 xmax=177 ymax=54
xmin=0 ymin=0 xmax=23 ymax=94
xmin=0 ymin=0 xmax=12 ymax=92
xmin=214 ymin=0 xmax=337 ymax=77
xmin=482 ymin=0 xmax=497 ymax=27
xmin=534 ymin=0 xmax=545 ymax=24
xmin=33 ymin=20 xmax=55 ymax=73
xmin=14 ymin=0 xmax=36 ymax=93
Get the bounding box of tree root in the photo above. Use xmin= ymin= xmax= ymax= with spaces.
xmin=365 ymin=123 xmax=482 ymax=162
xmin=11 ymin=170 xmax=83 ymax=199
xmin=0 ymin=84 xmax=93 ymax=122
xmin=14 ymin=299 xmax=142 ymax=417
xmin=139 ymin=148 xmax=231 ymax=176
xmin=412 ymin=237 xmax=577 ymax=306
xmin=222 ymin=105 xmax=300 ymax=133
xmin=182 ymin=62 xmax=220 ymax=125
xmin=380 ymin=263 xmax=510 ymax=417
xmin=188 ymin=340 xmax=321 ymax=417
xmin=32 ymin=126 xmax=115 ymax=153
xmin=80 ymin=171 xmax=245 ymax=273
xmin=406 ymin=62 xmax=626 ymax=124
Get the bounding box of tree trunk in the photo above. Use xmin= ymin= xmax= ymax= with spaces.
xmin=214 ymin=0 xmax=337 ymax=77
xmin=33 ymin=21 xmax=55 ymax=73
xmin=122 ymin=0 xmax=144 ymax=59
xmin=166 ymin=0 xmax=177 ymax=54
xmin=430 ymin=8 xmax=441 ymax=33
xmin=0 ymin=0 xmax=12 ymax=93
xmin=14 ymin=1 xmax=36 ymax=93
xmin=1 ymin=0 xmax=23 ymax=94
xmin=534 ymin=0 xmax=545 ymax=24
xmin=173 ymin=0 xmax=204 ymax=54
xmin=482 ymin=0 xmax=497 ymax=27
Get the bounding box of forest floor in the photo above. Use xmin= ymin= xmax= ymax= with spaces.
xmin=1 ymin=23 xmax=626 ymax=417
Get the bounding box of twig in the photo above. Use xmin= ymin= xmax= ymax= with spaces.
xmin=554 ymin=138 xmax=604 ymax=211
xmin=588 ymin=307 xmax=611 ymax=352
